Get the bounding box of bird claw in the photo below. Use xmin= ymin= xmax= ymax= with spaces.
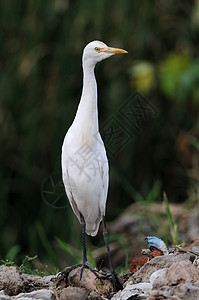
xmin=60 ymin=262 xmax=103 ymax=282
xmin=80 ymin=261 xmax=103 ymax=280
xmin=59 ymin=263 xmax=122 ymax=291
xmin=96 ymin=270 xmax=123 ymax=291
xmin=110 ymin=271 xmax=123 ymax=291
xmin=59 ymin=263 xmax=82 ymax=279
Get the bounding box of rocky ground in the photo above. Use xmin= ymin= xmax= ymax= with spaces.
xmin=1 ymin=200 xmax=199 ymax=300
xmin=0 ymin=239 xmax=199 ymax=300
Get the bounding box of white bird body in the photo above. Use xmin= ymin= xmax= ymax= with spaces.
xmin=62 ymin=125 xmax=108 ymax=236
xmin=61 ymin=41 xmax=127 ymax=237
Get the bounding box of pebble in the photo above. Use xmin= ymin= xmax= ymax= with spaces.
xmin=129 ymin=253 xmax=149 ymax=273
xmin=149 ymin=268 xmax=167 ymax=285
xmin=14 ymin=289 xmax=55 ymax=300
xmin=60 ymin=287 xmax=87 ymax=300
xmin=111 ymin=282 xmax=152 ymax=300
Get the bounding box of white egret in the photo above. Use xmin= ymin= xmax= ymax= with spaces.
xmin=61 ymin=40 xmax=127 ymax=291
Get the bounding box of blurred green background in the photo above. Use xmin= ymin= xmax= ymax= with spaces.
xmin=1 ymin=0 xmax=199 ymax=272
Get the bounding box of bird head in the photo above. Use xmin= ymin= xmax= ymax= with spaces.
xmin=82 ymin=40 xmax=127 ymax=67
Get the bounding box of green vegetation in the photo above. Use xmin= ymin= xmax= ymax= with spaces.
xmin=164 ymin=193 xmax=179 ymax=246
xmin=0 ymin=0 xmax=199 ymax=272
xmin=1 ymin=255 xmax=52 ymax=276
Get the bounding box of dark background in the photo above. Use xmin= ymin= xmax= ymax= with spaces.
xmin=1 ymin=0 xmax=199 ymax=272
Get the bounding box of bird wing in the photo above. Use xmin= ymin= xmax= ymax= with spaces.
xmin=62 ymin=168 xmax=81 ymax=223
xmin=61 ymin=131 xmax=109 ymax=236
xmin=96 ymin=144 xmax=109 ymax=212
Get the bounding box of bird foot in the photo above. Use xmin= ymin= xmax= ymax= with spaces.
xmin=102 ymin=270 xmax=123 ymax=291
xmin=60 ymin=262 xmax=104 ymax=282
xmin=59 ymin=263 xmax=82 ymax=278
xmin=111 ymin=271 xmax=123 ymax=291
xmin=59 ymin=263 xmax=123 ymax=292
xmin=80 ymin=261 xmax=103 ymax=280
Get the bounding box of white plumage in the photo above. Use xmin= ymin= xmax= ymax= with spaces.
xmin=61 ymin=41 xmax=127 ymax=236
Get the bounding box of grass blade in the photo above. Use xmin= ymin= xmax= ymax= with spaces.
xmin=55 ymin=236 xmax=80 ymax=263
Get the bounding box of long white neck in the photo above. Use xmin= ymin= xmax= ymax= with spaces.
xmin=73 ymin=61 xmax=99 ymax=134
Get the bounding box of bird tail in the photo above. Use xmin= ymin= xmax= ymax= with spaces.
xmin=85 ymin=220 xmax=101 ymax=237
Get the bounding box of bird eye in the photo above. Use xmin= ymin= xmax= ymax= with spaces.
xmin=95 ymin=47 xmax=101 ymax=52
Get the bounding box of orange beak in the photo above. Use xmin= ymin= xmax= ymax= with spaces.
xmin=100 ymin=47 xmax=128 ymax=54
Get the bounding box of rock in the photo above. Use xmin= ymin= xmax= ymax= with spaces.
xmin=43 ymin=275 xmax=56 ymax=282
xmin=187 ymin=210 xmax=199 ymax=241
xmin=0 ymin=266 xmax=23 ymax=296
xmin=20 ymin=273 xmax=55 ymax=290
xmin=88 ymin=291 xmax=109 ymax=299
xmin=184 ymin=239 xmax=199 ymax=253
xmin=0 ymin=290 xmax=12 ymax=300
xmin=14 ymin=289 xmax=55 ymax=300
xmin=0 ymin=265 xmax=57 ymax=297
xmin=112 ymin=282 xmax=152 ymax=300
xmin=175 ymin=281 xmax=199 ymax=299
xmin=145 ymin=236 xmax=168 ymax=254
xmin=149 ymin=269 xmax=166 ymax=285
xmin=153 ymin=260 xmax=199 ymax=287
xmin=129 ymin=253 xmax=150 ymax=273
xmin=147 ymin=261 xmax=199 ymax=300
xmin=148 ymin=281 xmax=199 ymax=300
xmin=60 ymin=287 xmax=87 ymax=300
xmin=128 ymin=252 xmax=194 ymax=284
xmin=129 ymin=249 xmax=163 ymax=274
xmin=67 ymin=267 xmax=113 ymax=296
xmin=150 ymin=250 xmax=163 ymax=258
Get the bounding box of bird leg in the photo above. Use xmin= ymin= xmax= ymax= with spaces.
xmin=80 ymin=213 xmax=87 ymax=265
xmin=79 ymin=213 xmax=103 ymax=280
xmin=102 ymin=217 xmax=123 ymax=291
xmin=60 ymin=215 xmax=122 ymax=292
xmin=80 ymin=212 xmax=89 ymax=279
xmin=60 ymin=214 xmax=106 ymax=283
